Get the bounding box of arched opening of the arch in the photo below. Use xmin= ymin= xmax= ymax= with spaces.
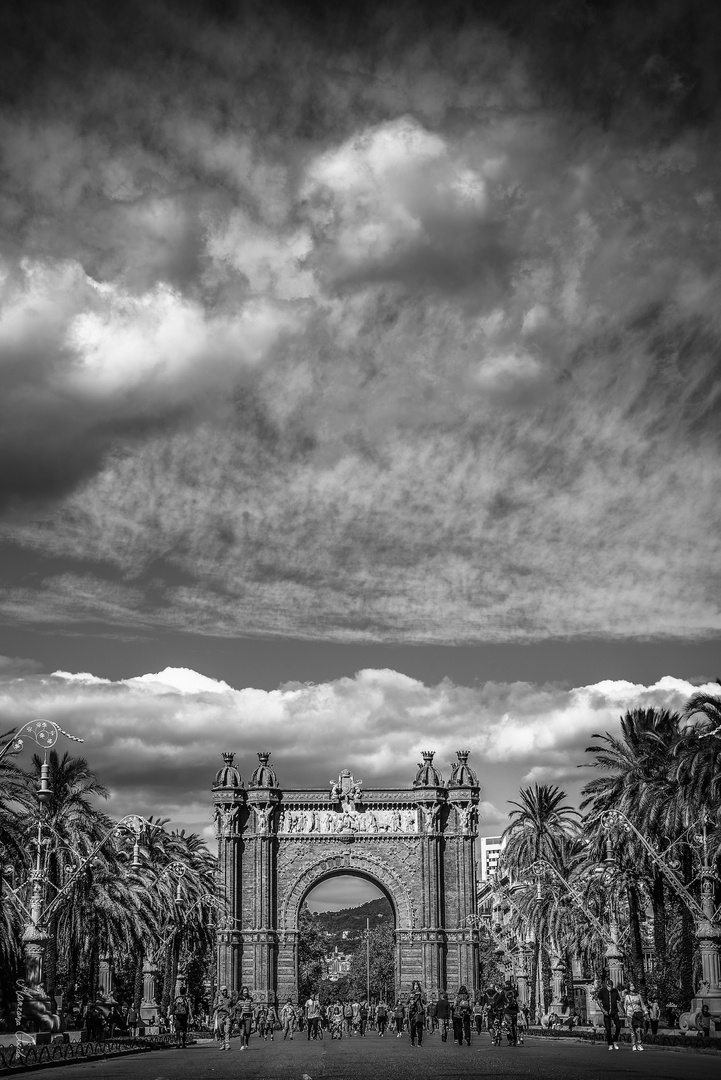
xmin=296 ymin=870 xmax=399 ymax=1006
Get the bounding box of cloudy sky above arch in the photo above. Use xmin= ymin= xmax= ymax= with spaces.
xmin=0 ymin=0 xmax=720 ymax=898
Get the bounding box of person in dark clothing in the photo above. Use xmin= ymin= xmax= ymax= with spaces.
xmin=501 ymin=982 xmax=519 ymax=1046
xmin=453 ymin=985 xmax=472 ymax=1045
xmin=595 ymin=979 xmax=621 ymax=1049
xmin=408 ymin=981 xmax=426 ymax=1046
xmin=436 ymin=991 xmax=450 ymax=1042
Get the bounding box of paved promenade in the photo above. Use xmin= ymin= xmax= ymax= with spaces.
xmin=27 ymin=1032 xmax=717 ymax=1080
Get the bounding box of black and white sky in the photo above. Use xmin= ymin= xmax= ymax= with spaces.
xmin=0 ymin=0 xmax=719 ymax=867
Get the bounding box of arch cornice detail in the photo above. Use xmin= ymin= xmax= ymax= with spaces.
xmin=280 ymin=849 xmax=416 ymax=932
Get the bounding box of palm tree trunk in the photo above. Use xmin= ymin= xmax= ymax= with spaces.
xmin=161 ymin=938 xmax=174 ymax=1015
xmin=564 ymin=949 xmax=575 ymax=1014
xmin=529 ymin=940 xmax=539 ymax=1018
xmin=651 ymin=869 xmax=668 ymax=1006
xmin=679 ymin=850 xmax=695 ymax=1008
xmin=541 ymin=946 xmax=552 ymax=1011
xmin=626 ymin=883 xmax=647 ymax=992
xmin=133 ymin=952 xmax=143 ymax=1012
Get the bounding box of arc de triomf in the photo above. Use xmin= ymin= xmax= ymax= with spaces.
xmin=211 ymin=749 xmax=480 ymax=1002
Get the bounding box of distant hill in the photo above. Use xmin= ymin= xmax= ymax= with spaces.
xmin=308 ymin=897 xmax=393 ymax=948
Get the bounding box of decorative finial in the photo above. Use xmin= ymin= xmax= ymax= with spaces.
xmin=222 ymin=752 xmax=235 ymax=766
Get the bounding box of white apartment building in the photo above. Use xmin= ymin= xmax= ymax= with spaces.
xmin=478 ymin=834 xmax=506 ymax=882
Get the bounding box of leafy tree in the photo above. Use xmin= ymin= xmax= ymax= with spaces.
xmin=347 ymin=920 xmax=394 ymax=1002
xmin=298 ymin=904 xmax=326 ymax=1000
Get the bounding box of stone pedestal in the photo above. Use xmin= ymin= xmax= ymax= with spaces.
xmin=140 ymin=958 xmax=158 ymax=1023
xmin=98 ymin=956 xmax=114 ymax=1000
xmin=679 ymin=876 xmax=721 ymax=1034
xmin=549 ymin=951 xmax=565 ymax=1010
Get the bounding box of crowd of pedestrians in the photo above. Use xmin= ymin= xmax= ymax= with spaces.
xmin=211 ymin=979 xmax=524 ymax=1049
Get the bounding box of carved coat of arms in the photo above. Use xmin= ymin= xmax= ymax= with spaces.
xmin=329 ymin=769 xmax=363 ymax=812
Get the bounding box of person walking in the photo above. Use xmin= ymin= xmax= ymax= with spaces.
xmin=213 ymin=986 xmax=232 ymax=1052
xmin=237 ymin=987 xmax=254 ymax=1050
xmin=623 ymin=983 xmax=647 ymax=1051
xmin=359 ymin=1000 xmax=369 ymax=1036
xmin=280 ymin=997 xmax=295 ymax=1040
xmin=343 ymin=999 xmax=353 ymax=1035
xmin=647 ymin=997 xmax=660 ymax=1036
xmin=266 ymin=998 xmax=280 ymax=1041
xmin=453 ymin=985 xmax=472 ymax=1046
xmin=408 ymin=981 xmax=426 ymax=1047
xmin=172 ymin=986 xmax=193 ymax=1048
xmin=305 ymin=993 xmax=321 ymax=1040
xmin=473 ymin=997 xmax=484 ymax=1036
xmin=126 ymin=1004 xmax=138 ymax=1037
xmin=393 ymin=998 xmax=405 ymax=1036
xmin=436 ymin=991 xmax=450 ymax=1042
xmin=375 ymin=999 xmax=388 ymax=1036
xmin=595 ymin=978 xmax=621 ymax=1050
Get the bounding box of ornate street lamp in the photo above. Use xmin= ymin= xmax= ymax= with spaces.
xmin=0 ymin=719 xmax=83 ymax=765
xmin=12 ymin=815 xmax=158 ymax=991
xmin=527 ymin=856 xmax=624 ymax=978
xmin=600 ymin=808 xmax=721 ymax=1029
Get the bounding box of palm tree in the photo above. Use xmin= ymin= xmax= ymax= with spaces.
xmin=501 ymin=784 xmax=581 ymax=1014
xmin=16 ymin=751 xmax=112 ymax=999
xmin=581 ymin=708 xmax=689 ymax=1003
xmin=677 ymin=685 xmax=721 ymax=823
xmin=503 ymin=784 xmax=582 ymax=870
xmin=0 ymin=736 xmax=29 ymax=998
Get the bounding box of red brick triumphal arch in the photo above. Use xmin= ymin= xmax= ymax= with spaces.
xmin=211 ymin=749 xmax=481 ymax=1003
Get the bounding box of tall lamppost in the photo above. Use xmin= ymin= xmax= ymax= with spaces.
xmin=528 ymin=855 xmax=625 ymax=984
xmin=466 ymin=912 xmax=511 ymax=984
xmin=13 ymin=813 xmax=158 ymax=991
xmin=600 ymin=808 xmax=721 ymax=1029
xmin=0 ymin=721 xmax=82 ymax=996
xmin=488 ymin=876 xmax=535 ymax=1005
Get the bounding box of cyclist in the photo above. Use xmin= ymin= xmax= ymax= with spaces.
xmin=473 ymin=996 xmax=484 ymax=1036
xmin=329 ymin=1000 xmax=344 ymax=1038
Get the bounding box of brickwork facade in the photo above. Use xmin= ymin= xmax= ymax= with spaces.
xmin=212 ymin=751 xmax=480 ymax=1003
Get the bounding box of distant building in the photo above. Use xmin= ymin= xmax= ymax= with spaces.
xmin=479 ymin=834 xmax=505 ymax=881
xmin=324 ymin=945 xmax=353 ymax=982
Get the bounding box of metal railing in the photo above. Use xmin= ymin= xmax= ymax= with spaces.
xmin=0 ymin=1032 xmax=176 ymax=1072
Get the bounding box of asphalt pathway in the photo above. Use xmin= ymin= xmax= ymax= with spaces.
xmin=33 ymin=1033 xmax=717 ymax=1080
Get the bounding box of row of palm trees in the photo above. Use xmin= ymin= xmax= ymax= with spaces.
xmin=496 ymin=687 xmax=721 ymax=1015
xmin=0 ymin=746 xmax=217 ymax=1019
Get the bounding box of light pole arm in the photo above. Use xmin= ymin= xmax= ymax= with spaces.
xmin=599 ymin=810 xmax=713 ymax=926
xmin=527 ymin=857 xmax=619 ymax=950
xmin=40 ymin=815 xmax=158 ymax=926
xmin=0 ymin=720 xmax=83 ymax=764
xmin=466 ymin=913 xmax=509 ymax=953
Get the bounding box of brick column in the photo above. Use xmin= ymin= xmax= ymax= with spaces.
xmin=212 ymin=754 xmax=245 ymax=993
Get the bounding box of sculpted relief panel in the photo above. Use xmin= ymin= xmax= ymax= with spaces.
xmin=279 ymin=806 xmax=418 ymax=835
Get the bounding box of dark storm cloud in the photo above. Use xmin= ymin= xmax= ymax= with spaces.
xmin=0 ymin=0 xmax=719 ymax=641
